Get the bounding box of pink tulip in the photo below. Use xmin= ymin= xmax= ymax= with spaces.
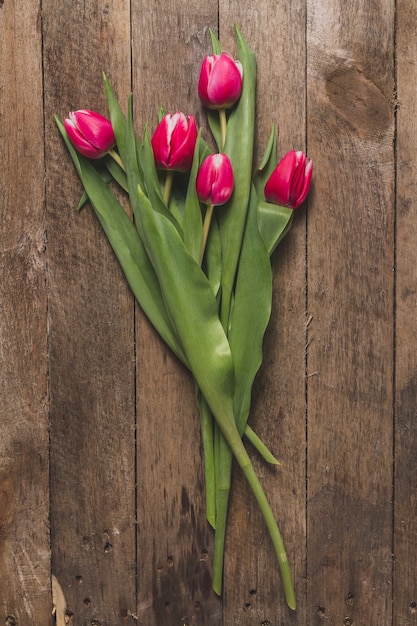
xmin=198 ymin=52 xmax=243 ymax=109
xmin=64 ymin=110 xmax=116 ymax=159
xmin=264 ymin=150 xmax=313 ymax=209
xmin=151 ymin=112 xmax=198 ymax=172
xmin=196 ymin=153 xmax=234 ymax=206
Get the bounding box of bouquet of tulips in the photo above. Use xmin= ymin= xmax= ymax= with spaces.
xmin=55 ymin=25 xmax=312 ymax=610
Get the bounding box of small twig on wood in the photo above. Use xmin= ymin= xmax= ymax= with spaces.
xmin=52 ymin=575 xmax=67 ymax=626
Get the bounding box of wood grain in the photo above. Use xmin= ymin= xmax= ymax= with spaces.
xmin=395 ymin=1 xmax=417 ymax=624
xmin=0 ymin=0 xmax=50 ymax=622
xmin=306 ymin=0 xmax=395 ymax=623
xmin=43 ymin=0 xmax=136 ymax=622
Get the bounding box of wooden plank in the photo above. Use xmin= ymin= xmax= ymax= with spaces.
xmin=42 ymin=0 xmax=136 ymax=622
xmin=218 ymin=4 xmax=308 ymax=624
xmin=306 ymin=0 xmax=395 ymax=623
xmin=130 ymin=2 xmax=221 ymax=623
xmin=0 ymin=0 xmax=50 ymax=623
xmin=394 ymin=1 xmax=417 ymax=624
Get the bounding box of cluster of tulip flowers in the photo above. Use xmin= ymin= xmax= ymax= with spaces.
xmin=56 ymin=26 xmax=312 ymax=611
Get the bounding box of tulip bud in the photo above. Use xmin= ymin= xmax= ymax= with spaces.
xmin=196 ymin=153 xmax=234 ymax=206
xmin=198 ymin=52 xmax=243 ymax=109
xmin=64 ymin=110 xmax=116 ymax=159
xmin=264 ymin=150 xmax=313 ymax=209
xmin=151 ymin=112 xmax=198 ymax=172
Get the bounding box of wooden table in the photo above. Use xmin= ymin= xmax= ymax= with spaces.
xmin=1 ymin=0 xmax=416 ymax=623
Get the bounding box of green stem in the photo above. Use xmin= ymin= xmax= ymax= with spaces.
xmin=108 ymin=148 xmax=125 ymax=171
xmin=216 ymin=413 xmax=296 ymax=610
xmin=241 ymin=459 xmax=296 ymax=610
xmin=219 ymin=108 xmax=227 ymax=150
xmin=198 ymin=392 xmax=216 ymax=528
xmin=212 ymin=429 xmax=233 ymax=595
xmin=200 ymin=203 xmax=214 ymax=264
xmin=163 ymin=170 xmax=175 ymax=206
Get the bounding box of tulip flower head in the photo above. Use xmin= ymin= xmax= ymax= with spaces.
xmin=198 ymin=52 xmax=243 ymax=110
xmin=264 ymin=150 xmax=313 ymax=209
xmin=196 ymin=153 xmax=234 ymax=206
xmin=64 ymin=110 xmax=116 ymax=159
xmin=151 ymin=112 xmax=198 ymax=172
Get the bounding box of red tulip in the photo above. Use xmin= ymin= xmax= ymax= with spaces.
xmin=64 ymin=110 xmax=116 ymax=159
xmin=151 ymin=112 xmax=198 ymax=172
xmin=264 ymin=150 xmax=313 ymax=209
xmin=196 ymin=153 xmax=234 ymax=206
xmin=198 ymin=52 xmax=243 ymax=109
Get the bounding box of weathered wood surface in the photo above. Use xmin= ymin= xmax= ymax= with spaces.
xmin=307 ymin=1 xmax=395 ymax=624
xmin=0 ymin=0 xmax=50 ymax=623
xmin=1 ymin=0 xmax=417 ymax=624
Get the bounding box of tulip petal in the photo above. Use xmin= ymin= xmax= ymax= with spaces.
xmin=151 ymin=112 xmax=197 ymax=172
xmin=198 ymin=51 xmax=243 ymax=109
xmin=207 ymin=53 xmax=243 ymax=108
xmin=196 ymin=153 xmax=234 ymax=206
xmin=151 ymin=116 xmax=171 ymax=168
xmin=64 ymin=118 xmax=106 ymax=158
xmin=72 ymin=110 xmax=115 ymax=151
xmin=264 ymin=150 xmax=312 ymax=209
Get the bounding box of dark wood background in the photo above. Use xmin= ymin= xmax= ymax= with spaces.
xmin=1 ymin=0 xmax=416 ymax=624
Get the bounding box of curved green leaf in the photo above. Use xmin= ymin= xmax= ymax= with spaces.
xmin=257 ymin=201 xmax=293 ymax=256
xmin=229 ymin=185 xmax=272 ymax=434
xmin=217 ymin=25 xmax=257 ymax=329
xmin=253 ymin=124 xmax=278 ymax=199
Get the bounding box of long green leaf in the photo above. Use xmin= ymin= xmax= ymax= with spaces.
xmin=218 ymin=25 xmax=257 ymax=329
xmin=229 ymin=185 xmax=272 ymax=434
xmin=56 ymin=116 xmax=187 ymax=366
